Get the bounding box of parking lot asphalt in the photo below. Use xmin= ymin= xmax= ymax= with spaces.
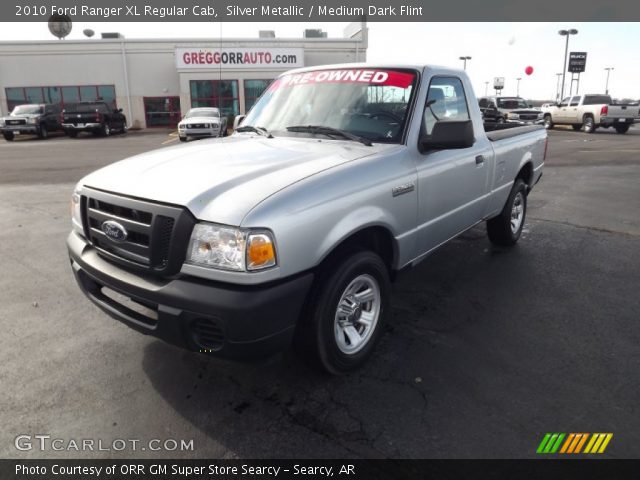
xmin=0 ymin=126 xmax=638 ymax=459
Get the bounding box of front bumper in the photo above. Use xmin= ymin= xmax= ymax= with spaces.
xmin=178 ymin=127 xmax=220 ymax=138
xmin=67 ymin=231 xmax=313 ymax=359
xmin=506 ymin=118 xmax=544 ymax=125
xmin=2 ymin=124 xmax=38 ymax=134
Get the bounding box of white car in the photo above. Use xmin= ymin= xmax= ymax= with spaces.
xmin=178 ymin=107 xmax=227 ymax=141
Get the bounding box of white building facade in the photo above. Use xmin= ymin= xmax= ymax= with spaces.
xmin=0 ymin=23 xmax=367 ymax=128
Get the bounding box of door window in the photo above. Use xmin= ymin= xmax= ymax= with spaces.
xmin=422 ymin=76 xmax=470 ymax=135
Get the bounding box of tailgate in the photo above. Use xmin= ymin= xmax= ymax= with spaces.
xmin=607 ymin=105 xmax=637 ymax=119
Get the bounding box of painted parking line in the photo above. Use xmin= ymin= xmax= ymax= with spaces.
xmin=162 ymin=132 xmax=179 ymax=145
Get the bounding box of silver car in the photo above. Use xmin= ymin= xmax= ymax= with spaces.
xmin=178 ymin=107 xmax=227 ymax=141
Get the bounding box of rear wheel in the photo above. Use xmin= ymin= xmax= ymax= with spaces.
xmin=37 ymin=124 xmax=48 ymax=139
xmin=487 ymin=179 xmax=527 ymax=247
xmin=3 ymin=132 xmax=15 ymax=141
xmin=614 ymin=124 xmax=630 ymax=134
xmin=294 ymin=250 xmax=390 ymax=374
xmin=582 ymin=115 xmax=596 ymax=133
xmin=543 ymin=115 xmax=554 ymax=129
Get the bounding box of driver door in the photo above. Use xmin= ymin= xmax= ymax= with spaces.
xmin=415 ymin=76 xmax=493 ymax=255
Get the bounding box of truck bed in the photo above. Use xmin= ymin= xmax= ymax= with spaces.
xmin=485 ymin=124 xmax=545 ymax=141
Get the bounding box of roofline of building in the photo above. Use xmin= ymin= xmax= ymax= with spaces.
xmin=0 ymin=36 xmax=365 ymax=46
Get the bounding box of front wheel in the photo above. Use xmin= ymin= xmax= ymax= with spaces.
xmin=102 ymin=123 xmax=111 ymax=136
xmin=543 ymin=115 xmax=554 ymax=129
xmin=294 ymin=251 xmax=390 ymax=374
xmin=487 ymin=179 xmax=527 ymax=247
xmin=3 ymin=132 xmax=15 ymax=141
xmin=614 ymin=124 xmax=630 ymax=134
xmin=38 ymin=124 xmax=48 ymax=139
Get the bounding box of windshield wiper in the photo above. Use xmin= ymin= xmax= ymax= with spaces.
xmin=235 ymin=125 xmax=273 ymax=138
xmin=286 ymin=125 xmax=372 ymax=146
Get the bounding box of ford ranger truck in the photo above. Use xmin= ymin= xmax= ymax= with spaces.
xmin=542 ymin=94 xmax=637 ymax=133
xmin=68 ymin=64 xmax=546 ymax=374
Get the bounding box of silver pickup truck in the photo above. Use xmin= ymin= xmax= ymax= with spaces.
xmin=67 ymin=64 xmax=546 ymax=374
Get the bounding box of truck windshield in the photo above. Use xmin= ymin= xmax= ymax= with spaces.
xmin=242 ymin=68 xmax=418 ymax=143
xmin=497 ymin=98 xmax=530 ymax=109
xmin=11 ymin=105 xmax=43 ymax=116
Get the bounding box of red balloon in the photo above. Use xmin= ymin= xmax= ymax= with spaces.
xmin=525 ymin=66 xmax=534 ymax=75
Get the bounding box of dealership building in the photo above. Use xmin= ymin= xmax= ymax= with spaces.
xmin=0 ymin=22 xmax=367 ymax=128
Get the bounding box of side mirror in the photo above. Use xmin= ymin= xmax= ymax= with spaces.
xmin=420 ymin=120 xmax=475 ymax=152
xmin=233 ymin=115 xmax=246 ymax=130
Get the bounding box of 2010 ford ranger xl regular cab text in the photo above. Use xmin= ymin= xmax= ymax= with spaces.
xmin=68 ymin=64 xmax=546 ymax=374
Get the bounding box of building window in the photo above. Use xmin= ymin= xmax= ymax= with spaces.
xmin=144 ymin=97 xmax=181 ymax=128
xmin=5 ymin=85 xmax=116 ymax=112
xmin=244 ymin=79 xmax=272 ymax=112
xmin=189 ymin=80 xmax=239 ymax=118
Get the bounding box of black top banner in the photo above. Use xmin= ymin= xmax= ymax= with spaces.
xmin=6 ymin=0 xmax=640 ymax=22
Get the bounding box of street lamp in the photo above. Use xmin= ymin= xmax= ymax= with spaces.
xmin=555 ymin=73 xmax=563 ymax=102
xmin=459 ymin=56 xmax=471 ymax=70
xmin=484 ymin=81 xmax=489 ymax=96
xmin=516 ymin=77 xmax=522 ymax=96
xmin=604 ymin=67 xmax=614 ymax=95
xmin=558 ymin=29 xmax=578 ymax=100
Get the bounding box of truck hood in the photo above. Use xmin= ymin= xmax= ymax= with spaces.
xmin=80 ymin=135 xmax=394 ymax=226
xmin=179 ymin=116 xmax=222 ymax=124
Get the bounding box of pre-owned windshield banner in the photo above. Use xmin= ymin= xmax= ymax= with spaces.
xmin=270 ymin=69 xmax=416 ymax=90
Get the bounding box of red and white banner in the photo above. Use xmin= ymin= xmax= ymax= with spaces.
xmin=176 ymin=47 xmax=304 ymax=69
xmin=270 ymin=69 xmax=416 ymax=90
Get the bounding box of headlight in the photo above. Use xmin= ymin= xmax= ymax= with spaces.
xmin=70 ymin=187 xmax=83 ymax=232
xmin=537 ymin=113 xmax=544 ymax=119
xmin=186 ymin=223 xmax=277 ymax=272
xmin=27 ymin=117 xmax=37 ymax=124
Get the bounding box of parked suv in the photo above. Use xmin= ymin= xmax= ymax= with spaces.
xmin=61 ymin=101 xmax=127 ymax=137
xmin=479 ymin=96 xmax=543 ymax=125
xmin=0 ymin=103 xmax=62 ymax=141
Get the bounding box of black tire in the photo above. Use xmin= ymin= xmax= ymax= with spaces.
xmin=37 ymin=124 xmax=48 ymax=139
xmin=497 ymin=116 xmax=505 ymax=124
xmin=582 ymin=115 xmax=596 ymax=133
xmin=614 ymin=124 xmax=630 ymax=134
xmin=487 ymin=178 xmax=527 ymax=247
xmin=66 ymin=130 xmax=78 ymax=138
xmin=294 ymin=250 xmax=390 ymax=375
xmin=102 ymin=123 xmax=111 ymax=137
xmin=179 ymin=136 xmax=187 ymax=142
xmin=543 ymin=114 xmax=554 ymax=130
xmin=3 ymin=132 xmax=15 ymax=141
xmin=571 ymin=124 xmax=581 ymax=131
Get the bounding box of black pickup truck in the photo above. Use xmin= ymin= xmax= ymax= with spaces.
xmin=1 ymin=103 xmax=63 ymax=141
xmin=61 ymin=101 xmax=127 ymax=137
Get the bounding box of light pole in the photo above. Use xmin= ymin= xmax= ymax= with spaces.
xmin=604 ymin=67 xmax=614 ymax=95
xmin=558 ymin=29 xmax=578 ymax=101
xmin=484 ymin=81 xmax=489 ymax=96
xmin=555 ymin=73 xmax=563 ymax=102
xmin=459 ymin=56 xmax=471 ymax=70
xmin=516 ymin=77 xmax=522 ymax=96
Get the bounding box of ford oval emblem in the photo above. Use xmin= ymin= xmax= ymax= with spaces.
xmin=101 ymin=220 xmax=128 ymax=243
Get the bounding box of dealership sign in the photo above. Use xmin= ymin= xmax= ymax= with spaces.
xmin=176 ymin=47 xmax=304 ymax=69
xmin=493 ymin=77 xmax=505 ymax=89
xmin=568 ymin=52 xmax=587 ymax=73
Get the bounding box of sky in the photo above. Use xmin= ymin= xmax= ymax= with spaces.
xmin=0 ymin=22 xmax=638 ymax=100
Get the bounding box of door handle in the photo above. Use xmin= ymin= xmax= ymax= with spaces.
xmin=475 ymin=155 xmax=485 ymax=165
